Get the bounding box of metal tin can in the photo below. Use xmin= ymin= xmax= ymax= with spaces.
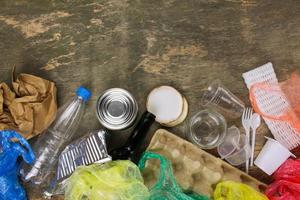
xmin=96 ymin=88 xmax=138 ymax=130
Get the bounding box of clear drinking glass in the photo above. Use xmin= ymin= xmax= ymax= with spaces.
xmin=201 ymin=81 xmax=245 ymax=117
xmin=187 ymin=109 xmax=227 ymax=149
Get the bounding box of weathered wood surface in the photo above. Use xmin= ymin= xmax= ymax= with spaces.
xmin=0 ymin=0 xmax=299 ymax=199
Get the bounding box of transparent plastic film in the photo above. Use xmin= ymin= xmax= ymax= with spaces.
xmin=213 ymin=181 xmax=268 ymax=200
xmin=266 ymin=158 xmax=300 ymax=200
xmin=138 ymin=151 xmax=210 ymax=200
xmin=65 ymin=161 xmax=149 ymax=200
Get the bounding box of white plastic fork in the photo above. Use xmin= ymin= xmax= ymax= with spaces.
xmin=242 ymin=108 xmax=253 ymax=173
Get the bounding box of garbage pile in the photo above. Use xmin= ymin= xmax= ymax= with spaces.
xmin=1 ymin=63 xmax=300 ymax=200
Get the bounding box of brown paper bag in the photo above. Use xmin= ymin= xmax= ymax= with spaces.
xmin=0 ymin=73 xmax=57 ymax=139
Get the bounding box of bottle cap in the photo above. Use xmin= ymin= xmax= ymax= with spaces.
xmin=76 ymin=86 xmax=92 ymax=102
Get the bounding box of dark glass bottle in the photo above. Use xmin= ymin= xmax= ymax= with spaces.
xmin=110 ymin=111 xmax=156 ymax=163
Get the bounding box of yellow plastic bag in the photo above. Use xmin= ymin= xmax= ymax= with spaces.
xmin=213 ymin=181 xmax=268 ymax=200
xmin=65 ymin=161 xmax=149 ymax=200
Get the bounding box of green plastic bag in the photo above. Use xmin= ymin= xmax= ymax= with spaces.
xmin=65 ymin=160 xmax=150 ymax=200
xmin=138 ymin=151 xmax=210 ymax=200
xmin=213 ymin=181 xmax=268 ymax=200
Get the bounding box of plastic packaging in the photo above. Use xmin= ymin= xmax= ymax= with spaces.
xmin=254 ymin=137 xmax=295 ymax=175
xmin=266 ymin=158 xmax=300 ymax=200
xmin=217 ymin=126 xmax=251 ymax=166
xmin=218 ymin=126 xmax=241 ymax=159
xmin=250 ymin=72 xmax=300 ymax=132
xmin=20 ymin=86 xmax=91 ymax=185
xmin=242 ymin=63 xmax=300 ymax=150
xmin=223 ymin=134 xmax=250 ymax=166
xmin=187 ymin=109 xmax=227 ymax=149
xmin=213 ymin=181 xmax=268 ymax=200
xmin=57 ymin=130 xmax=111 ymax=180
xmin=138 ymin=151 xmax=210 ymax=200
xmin=0 ymin=130 xmax=35 ymax=200
xmin=201 ymin=80 xmax=245 ymax=117
xmin=65 ymin=161 xmax=149 ymax=200
xmin=43 ymin=130 xmax=111 ymax=198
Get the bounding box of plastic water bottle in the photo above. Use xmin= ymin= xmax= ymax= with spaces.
xmin=20 ymin=86 xmax=92 ymax=185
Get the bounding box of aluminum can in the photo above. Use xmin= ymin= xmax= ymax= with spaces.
xmin=96 ymin=88 xmax=138 ymax=130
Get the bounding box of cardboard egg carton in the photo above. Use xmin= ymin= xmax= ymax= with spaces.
xmin=143 ymin=129 xmax=267 ymax=197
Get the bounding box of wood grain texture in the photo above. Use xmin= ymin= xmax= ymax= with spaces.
xmin=0 ymin=0 xmax=299 ymax=199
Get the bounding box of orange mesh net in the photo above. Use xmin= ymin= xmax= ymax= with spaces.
xmin=249 ymin=72 xmax=300 ymax=133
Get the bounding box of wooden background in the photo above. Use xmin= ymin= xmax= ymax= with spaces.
xmin=0 ymin=0 xmax=299 ymax=199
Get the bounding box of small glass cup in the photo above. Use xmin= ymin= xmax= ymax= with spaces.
xmin=187 ymin=109 xmax=227 ymax=149
xmin=201 ymin=81 xmax=245 ymax=117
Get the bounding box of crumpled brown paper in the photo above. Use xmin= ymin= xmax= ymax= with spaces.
xmin=0 ymin=73 xmax=57 ymax=139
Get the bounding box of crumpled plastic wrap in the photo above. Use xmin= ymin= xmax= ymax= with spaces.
xmin=0 ymin=73 xmax=57 ymax=139
xmin=249 ymin=72 xmax=300 ymax=133
xmin=213 ymin=181 xmax=268 ymax=200
xmin=0 ymin=130 xmax=35 ymax=200
xmin=265 ymin=158 xmax=300 ymax=200
xmin=64 ymin=160 xmax=149 ymax=200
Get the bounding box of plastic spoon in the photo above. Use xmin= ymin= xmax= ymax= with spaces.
xmin=250 ymin=113 xmax=261 ymax=166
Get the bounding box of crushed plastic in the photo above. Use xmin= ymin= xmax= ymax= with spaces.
xmin=266 ymin=158 xmax=300 ymax=200
xmin=65 ymin=160 xmax=149 ymax=200
xmin=249 ymin=72 xmax=300 ymax=134
xmin=214 ymin=181 xmax=268 ymax=200
xmin=0 ymin=130 xmax=35 ymax=200
xmin=138 ymin=151 xmax=210 ymax=200
xmin=243 ymin=63 xmax=300 ymax=150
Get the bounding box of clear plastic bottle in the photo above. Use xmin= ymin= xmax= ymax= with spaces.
xmin=20 ymin=86 xmax=92 ymax=185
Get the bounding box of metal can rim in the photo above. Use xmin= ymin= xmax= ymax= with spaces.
xmin=96 ymin=88 xmax=138 ymax=130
